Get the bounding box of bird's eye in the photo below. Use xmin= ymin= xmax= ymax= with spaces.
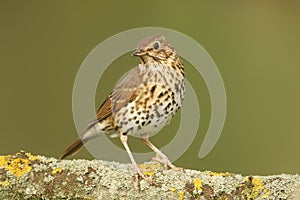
xmin=153 ymin=42 xmax=160 ymax=49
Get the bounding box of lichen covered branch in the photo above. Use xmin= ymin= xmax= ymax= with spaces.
xmin=0 ymin=151 xmax=299 ymax=199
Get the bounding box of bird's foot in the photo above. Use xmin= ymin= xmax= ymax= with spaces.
xmin=151 ymin=155 xmax=183 ymax=171
xmin=132 ymin=163 xmax=152 ymax=184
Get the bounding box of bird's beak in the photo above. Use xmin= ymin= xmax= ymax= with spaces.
xmin=132 ymin=49 xmax=145 ymax=57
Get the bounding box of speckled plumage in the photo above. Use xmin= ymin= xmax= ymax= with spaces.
xmin=61 ymin=35 xmax=185 ymax=180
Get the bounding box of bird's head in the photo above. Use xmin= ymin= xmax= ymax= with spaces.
xmin=132 ymin=35 xmax=177 ymax=64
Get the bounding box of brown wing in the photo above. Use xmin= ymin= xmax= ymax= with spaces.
xmin=60 ymin=65 xmax=150 ymax=159
xmin=96 ymin=96 xmax=112 ymax=121
xmin=95 ymin=66 xmax=144 ymax=121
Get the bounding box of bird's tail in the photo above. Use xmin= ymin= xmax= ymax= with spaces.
xmin=60 ymin=122 xmax=101 ymax=159
xmin=60 ymin=137 xmax=84 ymax=159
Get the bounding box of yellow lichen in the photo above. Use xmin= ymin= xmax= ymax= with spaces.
xmin=0 ymin=151 xmax=39 ymax=178
xmin=170 ymin=187 xmax=176 ymax=192
xmin=0 ymin=156 xmax=6 ymax=167
xmin=52 ymin=167 xmax=63 ymax=174
xmin=249 ymin=177 xmax=264 ymax=197
xmin=138 ymin=163 xmax=161 ymax=176
xmin=261 ymin=190 xmax=271 ymax=199
xmin=208 ymin=171 xmax=232 ymax=177
xmin=243 ymin=176 xmax=270 ymax=199
xmin=25 ymin=152 xmax=40 ymax=161
xmin=0 ymin=180 xmax=10 ymax=186
xmin=0 ymin=157 xmax=31 ymax=177
xmin=179 ymin=191 xmax=184 ymax=200
xmin=193 ymin=178 xmax=202 ymax=191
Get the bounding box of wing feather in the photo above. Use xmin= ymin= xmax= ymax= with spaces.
xmin=95 ymin=66 xmax=145 ymax=121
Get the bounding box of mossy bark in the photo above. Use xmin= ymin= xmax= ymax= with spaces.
xmin=0 ymin=151 xmax=299 ymax=200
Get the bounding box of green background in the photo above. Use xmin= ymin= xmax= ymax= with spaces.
xmin=1 ymin=1 xmax=299 ymax=175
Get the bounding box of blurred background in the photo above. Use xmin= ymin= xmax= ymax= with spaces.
xmin=0 ymin=1 xmax=299 ymax=175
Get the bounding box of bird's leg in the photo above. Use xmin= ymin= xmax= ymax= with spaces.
xmin=141 ymin=137 xmax=183 ymax=171
xmin=120 ymin=134 xmax=151 ymax=182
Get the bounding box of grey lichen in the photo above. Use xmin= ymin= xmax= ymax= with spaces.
xmin=0 ymin=151 xmax=299 ymax=200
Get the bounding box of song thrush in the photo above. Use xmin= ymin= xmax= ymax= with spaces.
xmin=60 ymin=35 xmax=185 ymax=179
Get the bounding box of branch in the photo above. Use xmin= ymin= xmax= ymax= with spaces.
xmin=0 ymin=151 xmax=299 ymax=199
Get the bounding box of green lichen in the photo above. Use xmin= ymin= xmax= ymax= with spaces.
xmin=0 ymin=151 xmax=299 ymax=199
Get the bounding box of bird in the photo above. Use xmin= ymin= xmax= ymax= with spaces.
xmin=60 ymin=35 xmax=185 ymax=179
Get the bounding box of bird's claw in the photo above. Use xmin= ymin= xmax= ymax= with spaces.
xmin=132 ymin=164 xmax=152 ymax=184
xmin=151 ymin=155 xmax=183 ymax=171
